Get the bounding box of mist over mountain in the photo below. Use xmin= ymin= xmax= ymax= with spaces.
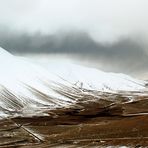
xmin=0 ymin=0 xmax=148 ymax=77
xmin=0 ymin=30 xmax=147 ymax=75
xmin=0 ymin=31 xmax=146 ymax=56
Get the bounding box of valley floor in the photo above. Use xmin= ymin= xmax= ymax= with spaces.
xmin=0 ymin=94 xmax=148 ymax=148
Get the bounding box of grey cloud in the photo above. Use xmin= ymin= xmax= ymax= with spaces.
xmin=0 ymin=30 xmax=148 ymax=75
xmin=0 ymin=0 xmax=148 ymax=42
xmin=0 ymin=1 xmax=148 ymax=77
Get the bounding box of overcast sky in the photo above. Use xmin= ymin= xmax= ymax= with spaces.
xmin=0 ymin=0 xmax=148 ymax=77
xmin=0 ymin=0 xmax=148 ymax=42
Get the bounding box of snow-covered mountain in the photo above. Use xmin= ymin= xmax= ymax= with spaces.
xmin=0 ymin=47 xmax=146 ymax=118
xmin=46 ymin=63 xmax=146 ymax=91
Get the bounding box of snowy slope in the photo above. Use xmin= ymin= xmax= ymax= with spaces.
xmin=0 ymin=47 xmax=146 ymax=118
xmin=46 ymin=63 xmax=145 ymax=91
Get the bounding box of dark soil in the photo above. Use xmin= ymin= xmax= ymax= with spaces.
xmin=0 ymin=96 xmax=148 ymax=147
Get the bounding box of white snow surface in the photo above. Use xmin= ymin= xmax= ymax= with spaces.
xmin=46 ymin=63 xmax=145 ymax=91
xmin=0 ymin=47 xmax=146 ymax=118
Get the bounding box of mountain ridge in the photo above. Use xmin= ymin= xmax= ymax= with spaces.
xmin=0 ymin=47 xmax=147 ymax=118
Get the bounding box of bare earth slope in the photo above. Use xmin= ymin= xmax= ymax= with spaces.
xmin=0 ymin=92 xmax=148 ymax=147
